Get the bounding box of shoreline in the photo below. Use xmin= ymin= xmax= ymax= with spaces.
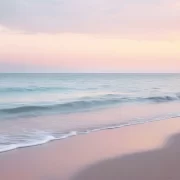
xmin=1 ymin=117 xmax=180 ymax=179
xmin=1 ymin=112 xmax=180 ymax=154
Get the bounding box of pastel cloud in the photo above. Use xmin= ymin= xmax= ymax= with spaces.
xmin=0 ymin=0 xmax=179 ymax=36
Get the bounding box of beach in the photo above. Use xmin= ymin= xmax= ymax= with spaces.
xmin=0 ymin=0 xmax=179 ymax=178
xmin=1 ymin=117 xmax=180 ymax=180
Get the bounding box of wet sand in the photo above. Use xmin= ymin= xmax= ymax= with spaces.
xmin=1 ymin=117 xmax=180 ymax=180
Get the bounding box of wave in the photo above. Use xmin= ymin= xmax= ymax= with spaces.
xmin=144 ymin=95 xmax=179 ymax=102
xmin=1 ymin=113 xmax=180 ymax=153
xmin=0 ymin=94 xmax=180 ymax=116
xmin=0 ymin=86 xmax=75 ymax=93
xmin=0 ymin=99 xmax=123 ymax=115
xmin=0 ymin=131 xmax=78 ymax=153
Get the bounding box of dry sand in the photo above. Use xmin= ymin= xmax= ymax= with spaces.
xmin=73 ymin=131 xmax=180 ymax=180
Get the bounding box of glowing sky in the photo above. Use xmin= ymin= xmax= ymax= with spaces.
xmin=0 ymin=0 xmax=180 ymax=72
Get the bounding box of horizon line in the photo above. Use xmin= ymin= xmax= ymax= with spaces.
xmin=0 ymin=72 xmax=179 ymax=74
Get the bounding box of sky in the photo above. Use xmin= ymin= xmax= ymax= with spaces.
xmin=0 ymin=0 xmax=180 ymax=73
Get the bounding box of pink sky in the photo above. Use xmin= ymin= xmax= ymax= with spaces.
xmin=0 ymin=0 xmax=180 ymax=72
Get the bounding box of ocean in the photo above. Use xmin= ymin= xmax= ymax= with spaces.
xmin=0 ymin=73 xmax=180 ymax=153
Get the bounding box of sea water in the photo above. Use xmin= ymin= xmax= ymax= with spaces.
xmin=0 ymin=73 xmax=180 ymax=152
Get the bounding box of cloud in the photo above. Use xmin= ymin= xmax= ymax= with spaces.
xmin=0 ymin=25 xmax=24 ymax=34
xmin=0 ymin=0 xmax=179 ymax=36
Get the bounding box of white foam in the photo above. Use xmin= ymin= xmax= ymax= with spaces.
xmin=1 ymin=114 xmax=180 ymax=153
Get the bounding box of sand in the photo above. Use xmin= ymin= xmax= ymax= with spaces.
xmin=1 ymin=117 xmax=180 ymax=180
xmin=73 ymin=131 xmax=180 ymax=180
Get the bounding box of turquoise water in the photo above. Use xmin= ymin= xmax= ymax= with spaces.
xmin=0 ymin=73 xmax=180 ymax=152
